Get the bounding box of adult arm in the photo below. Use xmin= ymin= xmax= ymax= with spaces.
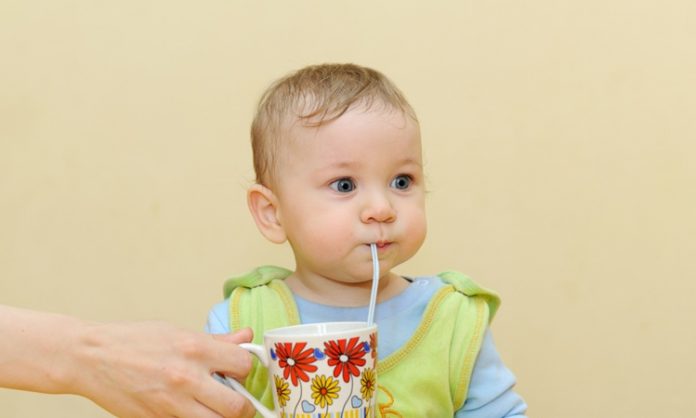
xmin=455 ymin=329 xmax=528 ymax=417
xmin=0 ymin=304 xmax=256 ymax=418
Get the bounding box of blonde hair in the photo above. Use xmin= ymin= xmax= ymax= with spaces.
xmin=250 ymin=63 xmax=418 ymax=186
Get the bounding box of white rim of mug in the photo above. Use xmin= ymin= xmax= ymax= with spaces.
xmin=263 ymin=321 xmax=376 ymax=339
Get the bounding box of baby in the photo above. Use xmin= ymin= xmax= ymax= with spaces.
xmin=207 ymin=63 xmax=527 ymax=417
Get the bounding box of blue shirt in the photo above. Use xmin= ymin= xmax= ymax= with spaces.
xmin=206 ymin=276 xmax=527 ymax=417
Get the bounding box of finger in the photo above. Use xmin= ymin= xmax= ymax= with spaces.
xmin=195 ymin=378 xmax=256 ymax=418
xmin=209 ymin=329 xmax=254 ymax=379
xmin=212 ymin=327 xmax=253 ymax=344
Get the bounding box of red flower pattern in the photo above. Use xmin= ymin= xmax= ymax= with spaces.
xmin=369 ymin=332 xmax=377 ymax=359
xmin=324 ymin=336 xmax=367 ymax=383
xmin=274 ymin=342 xmax=318 ymax=386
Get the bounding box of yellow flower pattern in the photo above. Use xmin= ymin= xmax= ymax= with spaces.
xmin=360 ymin=368 xmax=376 ymax=401
xmin=310 ymin=374 xmax=341 ymax=408
xmin=273 ymin=375 xmax=291 ymax=407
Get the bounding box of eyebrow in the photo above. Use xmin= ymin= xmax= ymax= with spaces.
xmin=318 ymin=157 xmax=422 ymax=172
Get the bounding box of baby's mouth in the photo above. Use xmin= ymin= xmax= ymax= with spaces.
xmin=369 ymin=241 xmax=392 ymax=250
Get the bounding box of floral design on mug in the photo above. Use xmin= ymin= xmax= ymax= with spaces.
xmin=274 ymin=342 xmax=318 ymax=386
xmin=369 ymin=332 xmax=378 ymax=359
xmin=310 ymin=374 xmax=341 ymax=409
xmin=268 ymin=332 xmax=376 ymax=417
xmin=360 ymin=367 xmax=376 ymax=401
xmin=324 ymin=336 xmax=367 ymax=383
xmin=273 ymin=375 xmax=291 ymax=407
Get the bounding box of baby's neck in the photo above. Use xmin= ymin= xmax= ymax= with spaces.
xmin=284 ymin=271 xmax=410 ymax=308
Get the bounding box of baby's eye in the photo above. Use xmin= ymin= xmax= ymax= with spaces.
xmin=329 ymin=178 xmax=356 ymax=193
xmin=390 ymin=174 xmax=412 ymax=190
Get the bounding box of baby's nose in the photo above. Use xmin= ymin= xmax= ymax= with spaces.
xmin=360 ymin=193 xmax=396 ymax=223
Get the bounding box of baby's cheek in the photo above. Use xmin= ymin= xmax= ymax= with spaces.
xmin=404 ymin=212 xmax=427 ymax=246
xmin=304 ymin=222 xmax=345 ymax=249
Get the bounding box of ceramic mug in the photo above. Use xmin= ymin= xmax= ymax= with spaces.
xmin=226 ymin=321 xmax=378 ymax=418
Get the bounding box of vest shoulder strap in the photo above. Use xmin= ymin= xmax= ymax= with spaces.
xmin=223 ymin=266 xmax=297 ymax=338
xmin=438 ymin=270 xmax=501 ymax=321
xmin=223 ymin=265 xmax=292 ymax=298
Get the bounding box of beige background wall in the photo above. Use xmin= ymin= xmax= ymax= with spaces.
xmin=2 ymin=1 xmax=695 ymax=417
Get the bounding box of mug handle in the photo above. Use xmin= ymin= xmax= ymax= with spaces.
xmin=223 ymin=343 xmax=275 ymax=418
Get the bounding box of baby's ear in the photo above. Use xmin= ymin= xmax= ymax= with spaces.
xmin=247 ymin=184 xmax=287 ymax=244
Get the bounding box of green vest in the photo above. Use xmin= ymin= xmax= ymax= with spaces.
xmin=224 ymin=266 xmax=500 ymax=418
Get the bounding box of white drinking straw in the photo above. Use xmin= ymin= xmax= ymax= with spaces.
xmin=367 ymin=243 xmax=380 ymax=326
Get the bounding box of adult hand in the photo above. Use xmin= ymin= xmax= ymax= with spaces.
xmin=72 ymin=322 xmax=257 ymax=418
xmin=0 ymin=306 xmax=256 ymax=418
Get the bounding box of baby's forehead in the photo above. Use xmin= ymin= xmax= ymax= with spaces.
xmin=279 ymin=108 xmax=419 ymax=158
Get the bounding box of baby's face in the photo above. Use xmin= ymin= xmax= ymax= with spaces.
xmin=272 ymin=107 xmax=426 ymax=285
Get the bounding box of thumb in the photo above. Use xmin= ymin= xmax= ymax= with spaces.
xmin=213 ymin=327 xmax=253 ymax=344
